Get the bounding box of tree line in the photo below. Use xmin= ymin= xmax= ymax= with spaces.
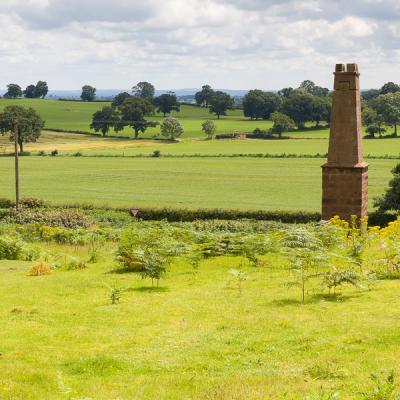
xmin=3 ymin=82 xmax=49 ymax=99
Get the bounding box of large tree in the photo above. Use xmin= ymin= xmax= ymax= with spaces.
xmin=4 ymin=84 xmax=22 ymax=99
xmin=81 ymin=85 xmax=96 ymax=102
xmin=0 ymin=105 xmax=44 ymax=153
xmin=282 ymin=90 xmax=315 ymax=128
xmin=35 ymin=81 xmax=49 ymax=98
xmin=116 ymin=97 xmax=157 ymax=139
xmin=112 ymin=92 xmax=131 ymax=108
xmin=380 ymin=82 xmax=400 ymax=95
xmin=374 ymin=164 xmax=400 ymax=211
xmin=243 ymin=90 xmax=281 ymax=120
xmin=23 ymin=85 xmax=37 ymax=99
xmin=269 ymin=112 xmax=295 ymax=138
xmin=154 ymin=93 xmax=180 ymax=117
xmin=278 ymin=87 xmax=294 ymax=98
xmin=299 ymin=80 xmax=329 ymax=97
xmin=90 ymin=106 xmax=120 ymax=136
xmin=370 ymin=92 xmax=400 ymax=136
xmin=362 ymin=106 xmax=386 ymax=138
xmin=311 ymin=96 xmax=331 ymax=127
xmin=132 ymin=82 xmax=155 ymax=100
xmin=208 ymin=91 xmax=234 ymax=119
xmin=195 ymin=85 xmax=214 ymax=107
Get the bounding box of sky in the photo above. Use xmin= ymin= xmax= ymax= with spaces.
xmin=1 ymin=0 xmax=400 ymax=90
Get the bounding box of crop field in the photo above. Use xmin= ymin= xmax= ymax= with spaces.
xmin=1 ymin=131 xmax=400 ymax=158
xmin=0 ymin=156 xmax=396 ymax=211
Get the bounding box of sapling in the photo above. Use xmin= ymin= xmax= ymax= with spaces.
xmin=104 ymin=283 xmax=123 ymax=305
xmin=283 ymin=228 xmax=326 ymax=303
xmin=228 ymin=269 xmax=247 ymax=295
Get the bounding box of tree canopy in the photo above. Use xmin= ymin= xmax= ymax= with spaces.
xmin=195 ymin=85 xmax=214 ymax=107
xmin=132 ymin=82 xmax=155 ymax=100
xmin=202 ymin=120 xmax=216 ymax=140
xmin=243 ymin=90 xmax=282 ymax=120
xmin=90 ymin=106 xmax=120 ymax=136
xmin=81 ymin=85 xmax=96 ymax=102
xmin=282 ymin=90 xmax=315 ymax=128
xmin=208 ymin=91 xmax=234 ymax=119
xmin=270 ymin=111 xmax=295 ymax=138
xmin=0 ymin=105 xmax=44 ymax=152
xmin=160 ymin=117 xmax=184 ymax=140
xmin=380 ymin=82 xmax=400 ymax=95
xmin=112 ymin=92 xmax=131 ymax=108
xmin=375 ymin=163 xmax=400 ymax=212
xmin=4 ymin=84 xmax=23 ymax=99
xmin=23 ymin=81 xmax=48 ymax=99
xmin=154 ymin=93 xmax=180 ymax=117
xmin=116 ymin=97 xmax=157 ymax=139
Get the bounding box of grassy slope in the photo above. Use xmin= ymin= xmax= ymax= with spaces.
xmin=0 ymin=157 xmax=395 ymax=211
xmin=0 ymin=99 xmax=275 ymax=138
xmin=1 ymin=249 xmax=400 ymax=399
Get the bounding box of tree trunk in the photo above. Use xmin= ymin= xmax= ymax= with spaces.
xmin=19 ymin=141 xmax=24 ymax=154
xmin=134 ymin=129 xmax=139 ymax=139
xmin=395 ymin=123 xmax=398 ymax=137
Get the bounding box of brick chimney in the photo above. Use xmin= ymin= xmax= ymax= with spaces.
xmin=322 ymin=63 xmax=368 ymax=221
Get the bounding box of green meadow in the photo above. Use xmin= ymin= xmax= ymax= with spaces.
xmin=1 ymin=222 xmax=400 ymax=399
xmin=0 ymin=99 xmax=276 ymax=138
xmin=0 ymin=156 xmax=396 ymax=211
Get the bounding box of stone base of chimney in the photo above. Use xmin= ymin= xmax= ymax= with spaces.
xmin=322 ymin=162 xmax=368 ymax=221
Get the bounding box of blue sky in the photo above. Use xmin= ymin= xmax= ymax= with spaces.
xmin=1 ymin=0 xmax=399 ymax=90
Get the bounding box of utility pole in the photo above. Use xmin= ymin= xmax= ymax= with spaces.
xmin=13 ymin=119 xmax=19 ymax=211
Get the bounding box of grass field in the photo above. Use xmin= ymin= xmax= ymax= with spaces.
xmin=2 ymin=240 xmax=400 ymax=399
xmin=0 ymin=99 xmax=277 ymax=139
xmin=1 ymin=131 xmax=400 ymax=157
xmin=0 ymin=157 xmax=395 ymax=211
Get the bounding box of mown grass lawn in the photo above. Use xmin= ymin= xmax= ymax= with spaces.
xmin=1 ymin=246 xmax=400 ymax=399
xmin=0 ymin=157 xmax=396 ymax=211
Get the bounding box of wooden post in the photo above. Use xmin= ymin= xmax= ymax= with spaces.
xmin=13 ymin=119 xmax=19 ymax=211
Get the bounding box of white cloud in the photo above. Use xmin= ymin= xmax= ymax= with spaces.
xmin=0 ymin=0 xmax=398 ymax=90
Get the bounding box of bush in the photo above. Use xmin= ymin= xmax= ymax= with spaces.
xmin=20 ymin=197 xmax=46 ymax=209
xmin=51 ymin=149 xmax=58 ymax=156
xmin=38 ymin=150 xmax=46 ymax=156
xmin=152 ymin=150 xmax=161 ymax=157
xmin=0 ymin=236 xmax=25 ymax=260
xmin=28 ymin=262 xmax=51 ymax=276
xmin=0 ymin=198 xmax=13 ymax=208
xmin=135 ymin=207 xmax=321 ymax=223
xmin=6 ymin=208 xmax=92 ymax=228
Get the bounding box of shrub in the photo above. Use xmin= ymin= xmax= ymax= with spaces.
xmin=0 ymin=198 xmax=13 ymax=208
xmin=51 ymin=149 xmax=58 ymax=156
xmin=6 ymin=208 xmax=92 ymax=228
xmin=29 ymin=262 xmax=51 ymax=276
xmin=152 ymin=150 xmax=161 ymax=157
xmin=0 ymin=236 xmax=25 ymax=260
xmin=38 ymin=150 xmax=46 ymax=156
xmin=20 ymin=197 xmax=46 ymax=208
xmin=63 ymin=256 xmax=88 ymax=270
xmin=73 ymin=151 xmax=82 ymax=157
